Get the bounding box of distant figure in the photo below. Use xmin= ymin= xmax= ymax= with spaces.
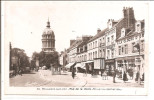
xmin=113 ymin=70 xmax=117 ymax=83
xmin=72 ymin=68 xmax=75 ymax=79
xmin=13 ymin=64 xmax=17 ymax=76
xmin=123 ymin=71 xmax=128 ymax=83
xmin=102 ymin=71 xmax=108 ymax=80
xmin=18 ymin=68 xmax=22 ymax=76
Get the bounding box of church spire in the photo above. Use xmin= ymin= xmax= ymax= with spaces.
xmin=46 ymin=17 xmax=50 ymax=28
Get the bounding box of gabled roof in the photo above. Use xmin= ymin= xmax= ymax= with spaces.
xmin=88 ymin=28 xmax=108 ymax=43
xmin=116 ymin=19 xmax=145 ymax=41
xmin=69 ymin=40 xmax=82 ymax=50
xmin=113 ymin=18 xmax=124 ymax=28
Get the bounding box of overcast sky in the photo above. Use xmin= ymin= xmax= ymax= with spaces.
xmin=4 ymin=1 xmax=148 ymax=57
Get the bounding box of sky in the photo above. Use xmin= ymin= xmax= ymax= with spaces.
xmin=3 ymin=1 xmax=148 ymax=57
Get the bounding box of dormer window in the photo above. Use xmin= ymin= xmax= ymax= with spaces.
xmin=121 ymin=28 xmax=125 ymax=37
xmin=136 ymin=21 xmax=141 ymax=33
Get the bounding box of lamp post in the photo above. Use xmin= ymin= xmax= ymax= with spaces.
xmin=138 ymin=32 xmax=141 ymax=85
xmin=135 ymin=32 xmax=141 ymax=85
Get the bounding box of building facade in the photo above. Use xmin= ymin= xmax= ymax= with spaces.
xmin=87 ymin=28 xmax=107 ymax=75
xmin=105 ymin=7 xmax=136 ymax=76
xmin=115 ymin=20 xmax=145 ymax=81
xmin=64 ymin=7 xmax=145 ymax=80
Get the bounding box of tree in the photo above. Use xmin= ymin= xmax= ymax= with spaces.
xmin=31 ymin=51 xmax=59 ymax=69
xmin=11 ymin=48 xmax=30 ymax=69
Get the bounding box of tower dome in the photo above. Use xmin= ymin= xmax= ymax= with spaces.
xmin=42 ymin=18 xmax=55 ymax=53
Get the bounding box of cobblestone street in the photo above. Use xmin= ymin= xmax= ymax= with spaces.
xmin=10 ymin=69 xmax=144 ymax=87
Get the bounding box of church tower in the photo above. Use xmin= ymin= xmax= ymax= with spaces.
xmin=42 ymin=19 xmax=55 ymax=53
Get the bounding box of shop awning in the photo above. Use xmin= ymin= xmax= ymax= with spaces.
xmin=74 ymin=63 xmax=82 ymax=68
xmin=74 ymin=62 xmax=86 ymax=69
xmin=84 ymin=60 xmax=94 ymax=63
xmin=65 ymin=63 xmax=75 ymax=68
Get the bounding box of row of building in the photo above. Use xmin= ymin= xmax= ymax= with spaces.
xmin=59 ymin=7 xmax=145 ymax=81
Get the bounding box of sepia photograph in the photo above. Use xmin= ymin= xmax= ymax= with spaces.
xmin=2 ymin=1 xmax=149 ymax=96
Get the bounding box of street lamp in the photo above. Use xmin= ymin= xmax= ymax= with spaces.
xmin=134 ymin=32 xmax=141 ymax=85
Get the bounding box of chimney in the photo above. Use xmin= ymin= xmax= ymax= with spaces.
xmin=97 ymin=28 xmax=101 ymax=34
xmin=70 ymin=40 xmax=76 ymax=46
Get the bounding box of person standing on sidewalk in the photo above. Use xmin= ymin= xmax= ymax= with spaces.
xmin=72 ymin=67 xmax=75 ymax=79
xmin=113 ymin=69 xmax=117 ymax=83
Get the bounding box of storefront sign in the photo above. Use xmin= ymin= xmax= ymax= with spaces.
xmin=117 ymin=36 xmax=135 ymax=44
xmin=107 ymin=44 xmax=115 ymax=50
xmin=105 ymin=59 xmax=115 ymax=63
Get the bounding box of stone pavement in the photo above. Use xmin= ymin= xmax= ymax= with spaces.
xmin=38 ymin=69 xmax=144 ymax=87
xmin=38 ymin=69 xmax=87 ymax=87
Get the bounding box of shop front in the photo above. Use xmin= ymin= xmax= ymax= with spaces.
xmin=105 ymin=59 xmax=115 ymax=76
xmin=115 ymin=55 xmax=144 ymax=81
xmin=74 ymin=62 xmax=86 ymax=73
xmin=94 ymin=58 xmax=105 ymax=75
xmin=85 ymin=60 xmax=94 ymax=75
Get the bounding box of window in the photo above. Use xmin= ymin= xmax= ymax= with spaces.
xmin=111 ymin=35 xmax=114 ymax=41
xmin=93 ymin=52 xmax=95 ymax=59
xmin=95 ymin=51 xmax=97 ymax=58
xmin=107 ymin=50 xmax=110 ymax=59
xmin=122 ymin=47 xmax=124 ymax=54
xmin=111 ymin=50 xmax=114 ymax=58
xmin=93 ymin=42 xmax=94 ymax=48
xmin=119 ymin=46 xmax=121 ymax=55
xmin=141 ymin=40 xmax=144 ymax=51
xmin=136 ymin=24 xmax=140 ymax=32
xmin=95 ymin=41 xmax=97 ymax=47
xmin=83 ymin=46 xmax=85 ymax=51
xmin=124 ymin=44 xmax=128 ymax=54
xmin=99 ymin=50 xmax=102 ymax=57
xmin=103 ymin=49 xmax=105 ymax=57
xmin=132 ymin=42 xmax=135 ymax=52
xmin=84 ymin=55 xmax=86 ymax=61
xmin=108 ymin=37 xmax=110 ymax=42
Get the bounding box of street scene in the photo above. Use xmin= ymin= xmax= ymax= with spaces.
xmin=7 ymin=2 xmax=146 ymax=88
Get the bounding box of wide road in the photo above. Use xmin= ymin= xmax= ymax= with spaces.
xmin=10 ymin=70 xmax=86 ymax=87
xmin=10 ymin=69 xmax=143 ymax=87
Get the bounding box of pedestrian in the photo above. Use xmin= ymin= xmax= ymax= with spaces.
xmin=72 ymin=68 xmax=75 ymax=79
xmin=102 ymin=71 xmax=108 ymax=80
xmin=19 ymin=68 xmax=22 ymax=76
xmin=113 ymin=70 xmax=117 ymax=83
xmin=13 ymin=64 xmax=17 ymax=76
xmin=123 ymin=71 xmax=128 ymax=83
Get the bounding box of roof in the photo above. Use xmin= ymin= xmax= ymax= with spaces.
xmin=88 ymin=28 xmax=108 ymax=43
xmin=43 ymin=27 xmax=54 ymax=35
xmin=69 ymin=40 xmax=82 ymax=50
xmin=116 ymin=19 xmax=145 ymax=41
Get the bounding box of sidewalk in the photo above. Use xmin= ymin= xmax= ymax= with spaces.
xmin=38 ymin=70 xmax=144 ymax=87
